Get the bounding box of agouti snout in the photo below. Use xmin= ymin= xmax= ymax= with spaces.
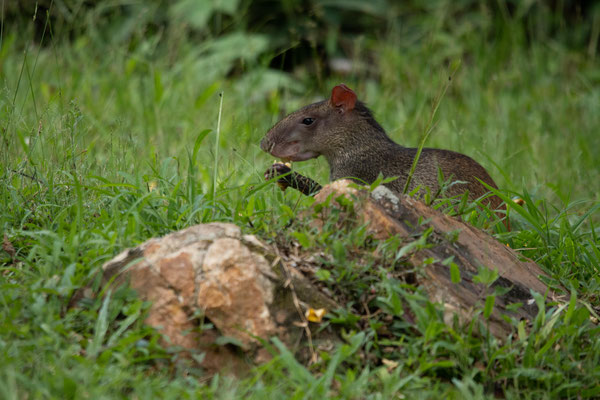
xmin=261 ymin=84 xmax=505 ymax=216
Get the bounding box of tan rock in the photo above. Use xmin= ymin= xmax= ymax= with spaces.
xmin=97 ymin=222 xmax=338 ymax=375
xmin=198 ymin=237 xmax=277 ymax=348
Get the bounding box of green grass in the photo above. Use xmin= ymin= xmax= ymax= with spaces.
xmin=1 ymin=6 xmax=600 ymax=399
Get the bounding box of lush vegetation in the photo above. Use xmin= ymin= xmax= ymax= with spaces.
xmin=1 ymin=0 xmax=599 ymax=398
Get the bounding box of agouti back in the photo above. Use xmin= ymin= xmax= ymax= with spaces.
xmin=260 ymin=84 xmax=504 ymax=213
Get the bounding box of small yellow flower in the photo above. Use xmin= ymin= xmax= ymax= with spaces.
xmin=305 ymin=308 xmax=326 ymax=323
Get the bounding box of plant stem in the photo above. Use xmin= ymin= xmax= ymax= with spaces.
xmin=213 ymin=92 xmax=224 ymax=204
xmin=403 ymin=61 xmax=461 ymax=194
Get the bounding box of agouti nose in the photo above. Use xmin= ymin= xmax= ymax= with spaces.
xmin=260 ymin=138 xmax=268 ymax=152
xmin=260 ymin=137 xmax=274 ymax=153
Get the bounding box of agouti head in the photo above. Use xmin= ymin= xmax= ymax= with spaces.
xmin=260 ymin=84 xmax=387 ymax=162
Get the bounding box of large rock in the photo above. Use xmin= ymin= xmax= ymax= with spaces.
xmin=99 ymin=223 xmax=338 ymax=374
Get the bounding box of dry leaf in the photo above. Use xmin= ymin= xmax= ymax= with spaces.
xmin=3 ymin=234 xmax=16 ymax=259
xmin=305 ymin=308 xmax=326 ymax=323
xmin=382 ymin=358 xmax=399 ymax=371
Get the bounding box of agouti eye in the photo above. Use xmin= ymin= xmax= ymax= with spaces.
xmin=301 ymin=117 xmax=315 ymax=125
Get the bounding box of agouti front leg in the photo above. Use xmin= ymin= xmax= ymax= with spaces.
xmin=264 ymin=163 xmax=322 ymax=196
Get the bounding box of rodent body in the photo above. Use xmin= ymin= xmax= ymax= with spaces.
xmin=260 ymin=84 xmax=503 ymax=212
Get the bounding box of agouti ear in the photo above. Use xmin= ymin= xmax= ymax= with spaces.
xmin=330 ymin=84 xmax=357 ymax=113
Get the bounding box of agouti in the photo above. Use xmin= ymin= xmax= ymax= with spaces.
xmin=260 ymin=84 xmax=504 ymax=217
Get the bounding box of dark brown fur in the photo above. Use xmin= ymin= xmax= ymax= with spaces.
xmin=260 ymin=85 xmax=505 ymax=217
